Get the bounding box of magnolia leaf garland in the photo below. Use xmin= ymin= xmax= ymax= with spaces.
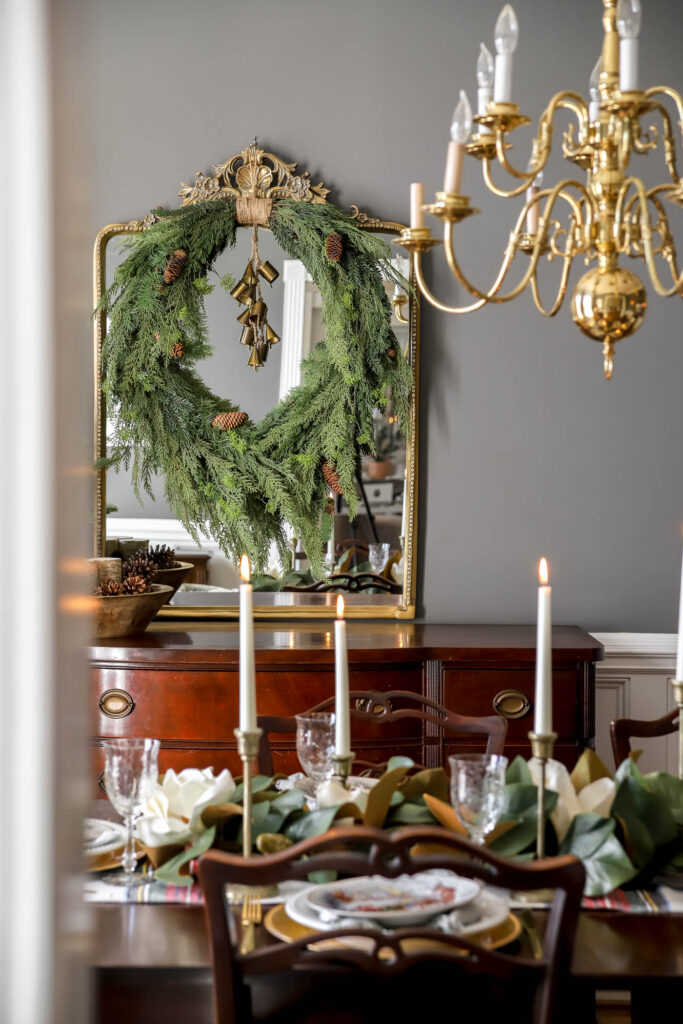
xmin=98 ymin=197 xmax=412 ymax=574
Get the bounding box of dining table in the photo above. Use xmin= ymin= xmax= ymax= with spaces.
xmin=91 ymin=898 xmax=683 ymax=1023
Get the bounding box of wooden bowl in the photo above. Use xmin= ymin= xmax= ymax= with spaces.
xmin=151 ymin=561 xmax=194 ymax=601
xmin=93 ymin=584 xmax=173 ymax=639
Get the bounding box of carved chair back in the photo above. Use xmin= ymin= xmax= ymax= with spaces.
xmin=198 ymin=825 xmax=585 ymax=1024
xmin=610 ymin=708 xmax=680 ymax=768
xmin=257 ymin=689 xmax=507 ymax=776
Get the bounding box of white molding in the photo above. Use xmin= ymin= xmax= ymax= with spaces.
xmin=591 ymin=632 xmax=677 ymax=657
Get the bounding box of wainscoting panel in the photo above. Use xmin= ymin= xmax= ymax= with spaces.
xmin=591 ymin=633 xmax=677 ymax=774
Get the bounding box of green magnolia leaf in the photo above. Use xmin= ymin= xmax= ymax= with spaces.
xmin=387 ymin=800 xmax=437 ymax=825
xmin=269 ymin=788 xmax=308 ymax=815
xmin=307 ymin=870 xmax=338 ymax=885
xmin=611 ymin=776 xmax=677 ymax=868
xmin=506 ymin=756 xmax=532 ymax=785
xmin=284 ymin=806 xmax=340 ymax=842
xmin=489 ymin=817 xmax=537 ymax=857
xmin=579 ymin=833 xmax=637 ymax=897
xmin=387 ymin=756 xmax=415 ymax=771
xmin=154 ymin=825 xmax=216 ymax=887
xmin=489 ymin=784 xmax=558 ymax=857
xmin=643 ymin=772 xmax=683 ymax=826
xmin=231 ymin=776 xmax=274 ymax=803
xmin=559 ymin=812 xmax=616 ymax=860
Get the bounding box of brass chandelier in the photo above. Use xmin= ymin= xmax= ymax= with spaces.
xmin=398 ymin=0 xmax=683 ymax=378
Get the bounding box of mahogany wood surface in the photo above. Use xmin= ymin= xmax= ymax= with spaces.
xmin=89 ymin=624 xmax=602 ymax=789
xmin=610 ymin=708 xmax=680 ymax=768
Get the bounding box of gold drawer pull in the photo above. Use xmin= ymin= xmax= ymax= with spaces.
xmin=99 ymin=688 xmax=135 ymax=719
xmin=493 ymin=689 xmax=531 ymax=720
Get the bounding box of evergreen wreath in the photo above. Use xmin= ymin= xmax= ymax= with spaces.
xmin=98 ymin=197 xmax=412 ymax=575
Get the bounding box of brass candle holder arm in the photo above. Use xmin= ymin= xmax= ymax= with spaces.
xmin=624 ymin=177 xmax=683 ymax=296
xmin=530 ymin=227 xmax=575 ymax=318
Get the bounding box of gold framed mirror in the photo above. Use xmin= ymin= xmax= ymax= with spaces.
xmin=93 ymin=142 xmax=419 ymax=619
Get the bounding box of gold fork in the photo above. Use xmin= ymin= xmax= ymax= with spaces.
xmin=239 ymin=894 xmax=262 ymax=955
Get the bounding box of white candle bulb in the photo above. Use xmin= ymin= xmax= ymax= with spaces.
xmin=493 ymin=4 xmax=519 ymax=104
xmin=534 ymin=557 xmax=553 ymax=735
xmin=525 ymin=155 xmax=543 ymax=235
xmin=589 ymin=56 xmax=602 ymax=121
xmin=444 ymin=90 xmax=472 ymax=194
xmin=477 ymin=42 xmax=494 ymax=133
xmin=617 ymin=0 xmax=641 ymax=92
xmin=238 ymin=555 xmax=257 ymax=732
xmin=410 ymin=182 xmax=425 ymax=229
xmin=334 ymin=595 xmax=350 ymax=757
xmin=675 ymin=548 xmax=683 ymax=680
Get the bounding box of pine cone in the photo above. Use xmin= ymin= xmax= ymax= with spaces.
xmin=322 ymin=461 xmax=343 ymax=495
xmin=172 ymin=340 xmax=185 ymax=358
xmin=121 ymin=575 xmax=151 ymax=595
xmin=325 ymin=232 xmax=343 ymax=263
xmin=148 ymin=544 xmax=177 ymax=570
xmin=324 ymin=500 xmax=335 ymax=515
xmin=387 ymin=348 xmax=396 ymax=358
xmin=163 ymin=249 xmax=187 ymax=284
xmin=212 ymin=411 xmax=247 ymax=430
xmin=95 ymin=579 xmax=124 ymax=597
xmin=121 ymin=553 xmax=157 ymax=583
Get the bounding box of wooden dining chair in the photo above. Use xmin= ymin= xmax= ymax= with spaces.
xmin=198 ymin=825 xmax=585 ymax=1024
xmin=257 ymin=689 xmax=508 ymax=776
xmin=610 ymin=707 xmax=680 ymax=768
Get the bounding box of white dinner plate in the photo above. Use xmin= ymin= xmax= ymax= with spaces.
xmin=285 ymin=883 xmax=508 ymax=937
xmin=301 ymin=871 xmax=480 ymax=927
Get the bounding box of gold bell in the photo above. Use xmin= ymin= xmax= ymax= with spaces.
xmin=241 ymin=263 xmax=258 ymax=285
xmin=230 ymin=280 xmax=250 ymax=304
xmin=248 ymin=345 xmax=264 ymax=369
xmin=241 ymin=284 xmax=257 ymax=305
xmin=237 ymin=307 xmax=252 ymax=325
xmin=256 ymin=341 xmax=269 ymax=364
xmin=249 ymin=300 xmax=267 ymax=324
xmin=258 ymin=261 xmax=279 ymax=284
xmin=266 ymin=323 xmax=280 ymax=345
xmin=239 ymin=325 xmax=255 ymax=347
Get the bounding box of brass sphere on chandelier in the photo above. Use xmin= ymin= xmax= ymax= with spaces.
xmin=570 ymin=265 xmax=647 ymax=379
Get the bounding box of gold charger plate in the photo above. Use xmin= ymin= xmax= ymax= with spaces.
xmin=85 ymin=841 xmax=145 ymax=873
xmin=264 ymin=903 xmax=521 ymax=954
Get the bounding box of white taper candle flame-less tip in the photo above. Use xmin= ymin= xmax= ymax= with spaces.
xmin=444 ymin=91 xmax=471 ymax=194
xmin=334 ymin=594 xmax=350 ymax=756
xmin=477 ymin=42 xmax=495 ymax=131
xmin=617 ymin=0 xmax=641 ymax=92
xmin=493 ymin=4 xmax=518 ymax=104
xmin=239 ymin=553 xmax=256 ymax=732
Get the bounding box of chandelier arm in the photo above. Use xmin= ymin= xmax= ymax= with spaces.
xmin=644 ymin=86 xmax=683 ymax=132
xmin=441 ymin=183 xmax=581 ymax=304
xmin=411 ymin=253 xmax=490 ymax=314
xmin=643 ymin=189 xmax=680 ymax=279
xmin=530 ymin=252 xmax=573 ymax=318
xmin=626 ymin=177 xmax=683 ymax=297
xmin=490 ymin=91 xmax=588 ymax=188
xmin=646 ymin=102 xmax=680 ymax=183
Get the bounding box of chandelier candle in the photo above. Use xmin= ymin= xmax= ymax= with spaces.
xmin=493 ymin=4 xmax=519 ymax=104
xmin=617 ymin=0 xmax=641 ymax=92
xmin=534 ymin=557 xmax=552 ymax=735
xmin=410 ymin=183 xmax=425 ymax=229
xmin=445 ymin=91 xmax=473 ymax=194
xmin=477 ymin=43 xmax=494 ymax=134
xmin=239 ymin=555 xmax=256 ymax=732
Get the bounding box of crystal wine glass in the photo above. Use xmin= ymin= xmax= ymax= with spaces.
xmin=295 ymin=712 xmax=336 ymax=783
xmin=448 ymin=753 xmax=508 ymax=846
xmin=368 ymin=542 xmax=390 ymax=575
xmin=102 ymin=737 xmax=160 ymax=885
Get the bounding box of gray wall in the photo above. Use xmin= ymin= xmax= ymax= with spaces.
xmin=89 ymin=0 xmax=683 ymax=631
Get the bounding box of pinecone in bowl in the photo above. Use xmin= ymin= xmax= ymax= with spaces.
xmin=148 ymin=544 xmax=179 ymax=570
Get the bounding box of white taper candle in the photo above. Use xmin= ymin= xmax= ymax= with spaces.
xmin=534 ymin=557 xmax=552 ymax=734
xmin=334 ymin=595 xmax=350 ymax=756
xmin=239 ymin=555 xmax=257 ymax=732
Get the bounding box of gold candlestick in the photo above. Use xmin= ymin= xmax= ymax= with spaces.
xmin=234 ymin=727 xmax=262 ymax=858
xmin=671 ymin=680 xmax=683 ymax=781
xmin=528 ymin=731 xmax=557 ymax=858
xmin=331 ymin=752 xmax=355 ymax=789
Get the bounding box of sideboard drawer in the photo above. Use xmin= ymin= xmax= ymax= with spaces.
xmin=442 ymin=668 xmax=580 ymax=740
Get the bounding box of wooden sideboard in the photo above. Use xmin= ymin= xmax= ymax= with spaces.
xmin=89 ymin=623 xmax=602 ymax=789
